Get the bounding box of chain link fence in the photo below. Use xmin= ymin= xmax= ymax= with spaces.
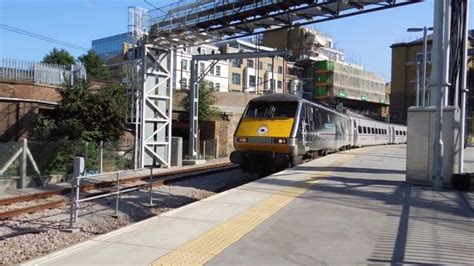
xmin=0 ymin=140 xmax=134 ymax=180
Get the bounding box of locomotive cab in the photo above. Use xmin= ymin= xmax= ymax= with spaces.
xmin=230 ymin=95 xmax=301 ymax=173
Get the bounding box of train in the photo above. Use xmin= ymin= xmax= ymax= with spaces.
xmin=230 ymin=94 xmax=407 ymax=175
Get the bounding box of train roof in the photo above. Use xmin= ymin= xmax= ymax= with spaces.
xmin=249 ymin=93 xmax=301 ymax=102
xmin=249 ymin=93 xmax=346 ymax=117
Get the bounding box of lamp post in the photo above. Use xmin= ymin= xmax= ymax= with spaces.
xmin=406 ymin=61 xmax=422 ymax=106
xmin=407 ymin=26 xmax=433 ymax=106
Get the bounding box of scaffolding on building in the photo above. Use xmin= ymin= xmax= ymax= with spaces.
xmin=313 ymin=60 xmax=387 ymax=104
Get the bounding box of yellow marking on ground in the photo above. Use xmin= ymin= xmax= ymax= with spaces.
xmin=152 ymin=154 xmax=355 ymax=266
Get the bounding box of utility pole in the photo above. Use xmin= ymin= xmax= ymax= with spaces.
xmin=421 ymin=26 xmax=430 ymax=106
xmin=458 ymin=0 xmax=469 ymax=173
xmin=431 ymin=0 xmax=451 ymax=190
xmin=407 ymin=26 xmax=433 ymax=106
xmin=415 ymin=62 xmax=420 ymax=106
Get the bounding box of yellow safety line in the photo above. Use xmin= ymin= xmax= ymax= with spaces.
xmin=152 ymin=154 xmax=354 ymax=266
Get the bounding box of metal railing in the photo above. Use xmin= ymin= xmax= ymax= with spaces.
xmin=0 ymin=58 xmax=86 ymax=86
xmin=69 ymin=165 xmax=154 ymax=227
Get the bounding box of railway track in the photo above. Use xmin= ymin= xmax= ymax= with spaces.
xmin=0 ymin=162 xmax=238 ymax=220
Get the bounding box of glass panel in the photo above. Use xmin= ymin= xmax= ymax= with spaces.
xmin=244 ymin=101 xmax=298 ymax=118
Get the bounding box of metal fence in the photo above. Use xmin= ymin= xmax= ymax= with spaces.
xmin=0 ymin=58 xmax=86 ymax=86
xmin=0 ymin=139 xmax=134 ymax=181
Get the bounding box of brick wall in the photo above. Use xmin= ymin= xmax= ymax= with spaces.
xmin=0 ymin=81 xmax=60 ymax=142
xmin=0 ymin=80 xmax=61 ymax=102
xmin=173 ymin=90 xmax=257 ymax=157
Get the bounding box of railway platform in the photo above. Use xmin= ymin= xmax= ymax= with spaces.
xmin=26 ymin=145 xmax=474 ymax=265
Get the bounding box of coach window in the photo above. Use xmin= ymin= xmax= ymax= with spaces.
xmin=306 ymin=106 xmax=315 ymax=131
xmin=370 ymin=128 xmax=374 ymax=134
xmin=363 ymin=127 xmax=367 ymax=134
xmin=314 ymin=110 xmax=324 ymax=130
xmin=358 ymin=125 xmax=362 ymax=133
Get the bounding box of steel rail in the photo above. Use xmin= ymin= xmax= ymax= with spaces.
xmin=0 ymin=163 xmax=238 ymax=220
xmin=0 ymin=162 xmax=234 ymax=207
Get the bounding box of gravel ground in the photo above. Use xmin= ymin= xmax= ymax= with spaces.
xmin=0 ymin=168 xmax=256 ymax=265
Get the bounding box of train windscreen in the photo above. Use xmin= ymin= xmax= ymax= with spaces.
xmin=244 ymin=101 xmax=298 ymax=119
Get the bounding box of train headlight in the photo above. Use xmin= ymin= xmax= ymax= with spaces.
xmin=273 ymin=138 xmax=288 ymax=144
xmin=237 ymin=137 xmax=249 ymax=143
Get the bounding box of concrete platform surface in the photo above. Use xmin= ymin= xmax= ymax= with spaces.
xmin=25 ymin=145 xmax=474 ymax=265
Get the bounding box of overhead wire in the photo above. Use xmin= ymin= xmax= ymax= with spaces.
xmin=0 ymin=24 xmax=89 ymax=52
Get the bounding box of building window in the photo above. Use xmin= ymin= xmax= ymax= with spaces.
xmin=247 ymin=59 xmax=254 ymax=68
xmin=199 ymin=62 xmax=205 ymax=74
xmin=216 ymin=65 xmax=221 ymax=76
xmin=258 ymin=77 xmax=262 ymax=86
xmin=209 ymin=65 xmax=214 ymax=75
xmin=267 ymin=63 xmax=273 ymax=72
xmin=232 ymin=73 xmax=241 ymax=85
xmin=258 ymin=62 xmax=263 ymax=70
xmin=180 ymin=78 xmax=187 ymax=89
xmin=270 ymin=79 xmax=275 ymax=91
xmin=231 ymin=59 xmax=240 ymax=67
xmin=200 ymin=48 xmax=207 ymax=55
xmin=181 ymin=59 xmax=188 ymax=71
xmin=278 ymin=66 xmax=283 ymax=74
xmin=277 ymin=80 xmax=282 ymax=89
xmin=416 ymin=51 xmax=432 ymax=63
xmin=215 ymin=82 xmax=220 ymax=91
xmin=249 ymin=75 xmax=256 ymax=87
xmin=209 ymin=82 xmax=214 ymax=90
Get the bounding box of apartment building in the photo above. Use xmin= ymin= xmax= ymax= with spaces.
xmin=172 ymin=45 xmax=229 ymax=92
xmin=219 ymin=39 xmax=290 ymax=94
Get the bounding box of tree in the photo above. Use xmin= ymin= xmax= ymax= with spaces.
xmin=33 ymin=81 xmax=129 ymax=174
xmin=78 ymin=50 xmax=111 ymax=80
xmin=42 ymin=48 xmax=75 ymax=65
xmin=34 ymin=81 xmax=128 ymax=142
xmin=182 ymin=81 xmax=219 ymax=122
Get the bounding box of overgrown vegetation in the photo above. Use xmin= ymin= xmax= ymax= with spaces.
xmin=78 ymin=50 xmax=111 ymax=80
xmin=182 ymin=81 xmax=219 ymax=122
xmin=42 ymin=48 xmax=111 ymax=81
xmin=33 ymin=80 xmax=129 ymax=174
xmin=42 ymin=48 xmax=75 ymax=65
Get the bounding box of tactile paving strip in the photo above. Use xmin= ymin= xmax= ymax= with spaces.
xmin=152 ymin=154 xmax=355 ymax=265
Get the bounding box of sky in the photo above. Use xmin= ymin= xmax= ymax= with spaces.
xmin=0 ymin=0 xmax=473 ymax=81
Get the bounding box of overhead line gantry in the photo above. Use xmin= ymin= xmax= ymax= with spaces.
xmin=134 ymin=0 xmax=422 ymax=166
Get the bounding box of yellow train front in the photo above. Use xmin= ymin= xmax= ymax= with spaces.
xmin=230 ymin=94 xmax=301 ymax=175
